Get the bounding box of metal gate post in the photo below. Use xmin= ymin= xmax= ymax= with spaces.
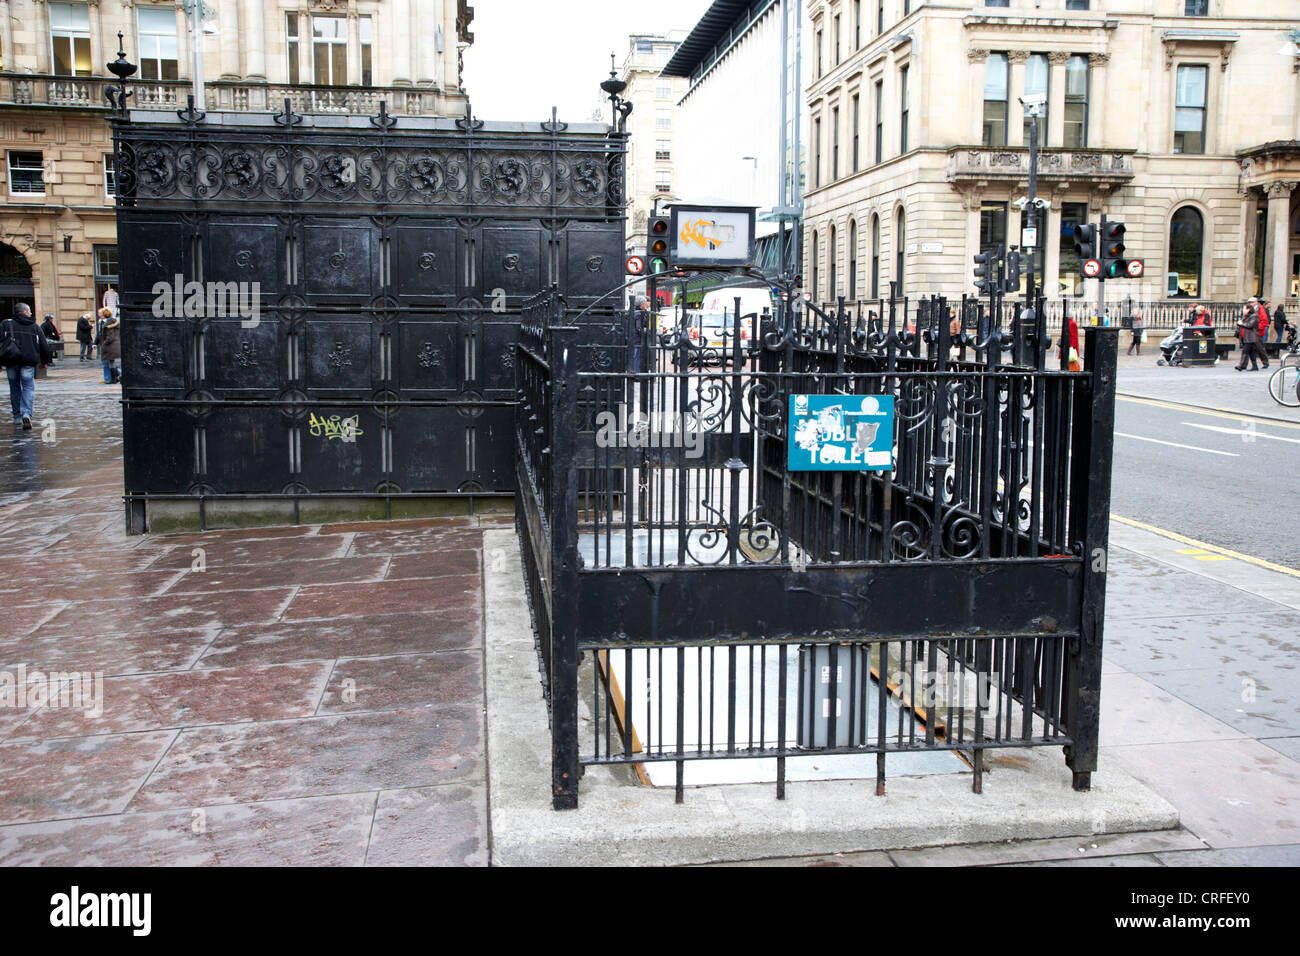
xmin=549 ymin=322 xmax=582 ymax=810
xmin=1063 ymin=325 xmax=1119 ymax=790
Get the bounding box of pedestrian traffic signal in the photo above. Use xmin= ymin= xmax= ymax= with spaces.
xmin=1072 ymin=223 xmax=1097 ymax=277
xmin=647 ymin=214 xmax=670 ymax=275
xmin=1100 ymin=217 xmax=1127 ymax=279
xmin=1004 ymin=249 xmax=1026 ymax=293
xmin=973 ymin=248 xmax=997 ymax=295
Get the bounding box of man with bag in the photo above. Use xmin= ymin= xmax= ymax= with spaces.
xmin=0 ymin=302 xmax=54 ymax=430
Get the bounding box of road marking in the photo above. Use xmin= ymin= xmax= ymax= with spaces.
xmin=1118 ymin=394 xmax=1300 ymax=431
xmin=1181 ymin=421 xmax=1300 ymax=445
xmin=1113 ymin=431 xmax=1239 ymax=457
xmin=1112 ymin=514 xmax=1300 ymax=579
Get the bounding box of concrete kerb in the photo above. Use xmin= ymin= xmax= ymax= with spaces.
xmin=483 ymin=528 xmax=1179 ymax=867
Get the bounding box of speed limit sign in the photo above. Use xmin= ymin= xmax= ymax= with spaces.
xmin=1082 ymin=259 xmax=1101 ymax=278
xmin=1126 ymin=259 xmax=1145 ymax=278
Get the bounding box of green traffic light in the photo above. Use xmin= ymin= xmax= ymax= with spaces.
xmin=650 ymin=257 xmax=667 ymax=274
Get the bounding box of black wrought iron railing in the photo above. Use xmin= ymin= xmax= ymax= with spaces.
xmin=518 ymin=282 xmax=1118 ymax=809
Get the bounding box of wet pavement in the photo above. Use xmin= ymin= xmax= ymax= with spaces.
xmin=0 ymin=361 xmax=496 ymax=864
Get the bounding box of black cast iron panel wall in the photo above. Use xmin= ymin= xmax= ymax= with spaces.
xmin=112 ymin=109 xmax=626 ymax=517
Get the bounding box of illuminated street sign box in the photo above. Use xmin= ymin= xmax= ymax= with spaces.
xmin=668 ymin=204 xmax=756 ymax=269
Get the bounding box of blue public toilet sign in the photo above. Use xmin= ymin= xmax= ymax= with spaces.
xmin=788 ymin=394 xmax=896 ymax=471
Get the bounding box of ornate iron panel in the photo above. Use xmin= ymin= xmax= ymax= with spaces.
xmin=112 ymin=108 xmax=625 ymax=527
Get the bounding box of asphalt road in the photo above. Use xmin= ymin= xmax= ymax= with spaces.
xmin=1110 ymin=395 xmax=1300 ymax=569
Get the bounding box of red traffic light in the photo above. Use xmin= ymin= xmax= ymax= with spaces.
xmin=650 ymin=219 xmax=668 ymax=234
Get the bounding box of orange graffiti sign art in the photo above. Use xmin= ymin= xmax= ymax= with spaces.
xmin=678 ymin=218 xmax=737 ymax=252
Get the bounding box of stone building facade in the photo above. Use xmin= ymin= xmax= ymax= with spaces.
xmin=802 ymin=0 xmax=1300 ymax=314
xmin=0 ymin=0 xmax=473 ymax=337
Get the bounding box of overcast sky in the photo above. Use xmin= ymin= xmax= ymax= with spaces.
xmin=461 ymin=0 xmax=714 ymax=123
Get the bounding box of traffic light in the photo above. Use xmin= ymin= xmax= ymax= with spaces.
xmin=1100 ymin=217 xmax=1127 ymax=279
xmin=973 ymin=248 xmax=997 ymax=295
xmin=647 ymin=214 xmax=670 ymax=275
xmin=1072 ymin=223 xmax=1097 ymax=278
xmin=1004 ymin=249 xmax=1026 ymax=293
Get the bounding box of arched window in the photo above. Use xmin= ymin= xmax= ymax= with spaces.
xmin=871 ymin=215 xmax=880 ymax=299
xmin=1168 ymin=206 xmax=1203 ymax=298
xmin=811 ymin=230 xmax=819 ymax=301
xmin=848 ymin=220 xmax=857 ymax=300
xmin=0 ymin=242 xmax=32 ymax=280
xmin=829 ymin=224 xmax=838 ymax=301
xmin=894 ymin=208 xmax=906 ymax=297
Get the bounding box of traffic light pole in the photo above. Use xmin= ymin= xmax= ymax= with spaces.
xmin=1097 ymin=213 xmax=1107 ymax=327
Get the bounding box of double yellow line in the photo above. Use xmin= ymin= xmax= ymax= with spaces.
xmin=1111 ymin=513 xmax=1300 ymax=579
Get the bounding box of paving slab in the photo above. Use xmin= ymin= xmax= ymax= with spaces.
xmin=1154 ymin=844 xmax=1300 ymax=866
xmin=1100 ymin=671 xmax=1249 ymax=747
xmin=365 ymin=785 xmax=489 ymax=867
xmin=317 ymin=651 xmax=481 ymax=715
xmin=482 ymin=529 xmax=1178 ymax=867
xmin=1104 ymin=737 xmax=1300 ymax=849
xmin=888 ymin=827 xmax=1207 ymax=867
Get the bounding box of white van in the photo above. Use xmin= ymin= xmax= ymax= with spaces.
xmin=701 ymin=286 xmax=774 ymax=320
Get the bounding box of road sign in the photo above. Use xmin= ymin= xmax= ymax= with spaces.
xmin=1126 ymin=259 xmax=1145 ymax=278
xmin=1082 ymin=258 xmax=1101 ymax=278
xmin=625 ymin=255 xmax=645 ymax=275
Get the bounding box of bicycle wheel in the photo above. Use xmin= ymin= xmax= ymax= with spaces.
xmin=1268 ymin=364 xmax=1300 ymax=407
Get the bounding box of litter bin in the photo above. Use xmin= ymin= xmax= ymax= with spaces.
xmin=1180 ymin=327 xmax=1216 ymax=366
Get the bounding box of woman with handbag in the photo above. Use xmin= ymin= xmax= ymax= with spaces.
xmin=98 ymin=313 xmax=122 ymax=385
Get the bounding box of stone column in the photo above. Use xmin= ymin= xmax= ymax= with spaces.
xmin=219 ymin=0 xmax=240 ymax=78
xmin=1265 ymin=182 xmax=1296 ymax=303
xmin=1047 ymin=51 xmax=1068 ymax=147
xmin=416 ymin=0 xmax=438 ymax=86
xmin=87 ymin=0 xmax=102 ymax=80
xmin=1008 ymin=51 xmax=1028 ymax=148
xmin=346 ymin=8 xmax=360 ymax=87
xmin=1240 ymin=192 xmax=1260 ymax=298
xmin=967 ymin=48 xmax=988 ymax=144
xmin=33 ymin=0 xmax=51 ymax=73
xmin=389 ymin=0 xmax=411 ymax=86
xmin=241 ymin=0 xmax=265 ymax=80
xmin=1089 ymin=53 xmax=1109 ymax=151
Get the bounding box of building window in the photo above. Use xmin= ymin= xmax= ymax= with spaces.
xmin=874 ymin=80 xmax=884 ymax=164
xmin=814 ymin=116 xmax=822 ymax=188
xmin=904 ymin=0 xmax=910 ymax=13
xmin=656 ymin=141 xmax=671 ymax=160
xmin=1169 ymin=206 xmax=1204 ymax=297
xmin=980 ymin=202 xmax=1008 ymax=254
xmin=103 ymin=153 xmax=116 ymax=198
xmin=1185 ymin=0 xmax=1208 ymax=14
xmin=816 ymin=29 xmax=823 ymax=77
xmin=1174 ymin=65 xmax=1207 ymax=155
xmin=829 ymin=224 xmax=838 ymax=299
xmin=636 ymin=39 xmax=653 ymax=53
xmin=360 ymin=15 xmax=373 ymax=86
xmin=1063 ymin=56 xmax=1089 ymax=148
xmin=833 ymin=15 xmax=841 ymax=66
xmin=854 ymin=0 xmax=861 ymax=49
xmin=871 ymin=214 xmax=880 ymax=299
xmin=852 ymin=94 xmax=860 ymax=172
xmin=1058 ymin=202 xmax=1088 ymax=297
xmin=287 ymin=14 xmax=300 ymax=84
xmin=137 ymin=6 xmax=179 ymax=81
xmin=50 ymin=2 xmax=91 ymax=77
xmin=656 ymin=113 xmax=671 ymax=130
xmin=899 ymin=66 xmax=909 ymax=154
xmin=848 ymin=220 xmax=858 ymax=299
xmin=655 ymin=177 xmax=672 ymax=194
xmin=831 ymin=106 xmax=840 ymax=180
xmin=94 ymin=245 xmax=119 ymax=314
xmin=1023 ymin=54 xmax=1048 ymax=145
xmin=1065 ymin=0 xmax=1090 ymax=9
xmin=895 ymin=209 xmax=906 ymax=295
xmin=983 ymin=53 xmax=1008 ymax=147
xmin=312 ymin=15 xmax=347 ymax=86
xmin=8 ymin=152 xmax=45 ymax=196
xmin=812 ymin=230 xmax=820 ymax=301
xmin=656 ymin=83 xmax=671 ymax=99
xmin=877 ymin=0 xmax=884 ymax=36
xmin=985 ymin=0 xmax=1009 ymax=6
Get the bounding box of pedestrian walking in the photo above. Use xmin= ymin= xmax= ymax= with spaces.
xmin=76 ymin=312 xmax=94 ymax=361
xmin=97 ymin=312 xmax=121 ymax=384
xmin=0 ymin=302 xmax=53 ymax=430
xmin=1256 ymin=298 xmax=1271 ymax=369
xmin=1127 ymin=308 xmax=1145 ymax=356
xmin=1235 ymin=298 xmax=1267 ymax=371
xmin=40 ymin=313 xmax=61 ymax=364
xmin=1275 ymin=302 xmax=1288 ymax=344
xmin=630 ymin=297 xmax=649 ymax=374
